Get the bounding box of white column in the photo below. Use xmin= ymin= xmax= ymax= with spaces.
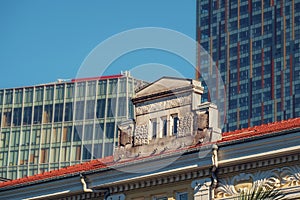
xmin=191 ymin=178 xmax=212 ymax=200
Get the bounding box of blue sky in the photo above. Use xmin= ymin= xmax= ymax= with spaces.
xmin=0 ymin=1 xmax=196 ymax=88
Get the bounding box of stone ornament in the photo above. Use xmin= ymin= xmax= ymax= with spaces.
xmin=215 ymin=165 xmax=300 ymax=198
xmin=135 ymin=95 xmax=192 ymax=115
xmin=134 ymin=124 xmax=148 ymax=146
xmin=177 ymin=113 xmax=193 ymax=137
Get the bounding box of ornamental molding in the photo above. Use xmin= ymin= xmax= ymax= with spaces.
xmin=218 ymin=153 xmax=299 ymax=175
xmin=215 ymin=165 xmax=300 ymax=198
xmin=135 ymin=95 xmax=191 ymax=115
xmin=107 ymin=169 xmax=211 ymax=194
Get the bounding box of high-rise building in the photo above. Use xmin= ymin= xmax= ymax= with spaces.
xmin=0 ymin=72 xmax=146 ymax=180
xmin=196 ymin=0 xmax=300 ymax=131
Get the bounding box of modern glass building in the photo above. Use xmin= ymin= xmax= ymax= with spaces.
xmin=196 ymin=0 xmax=300 ymax=131
xmin=0 ymin=72 xmax=147 ymax=180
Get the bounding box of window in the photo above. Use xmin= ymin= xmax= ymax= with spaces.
xmin=172 ymin=114 xmax=179 ymax=136
xmin=176 ymin=192 xmax=188 ymax=200
xmin=151 ymin=119 xmax=157 ymax=139
xmin=161 ymin=117 xmax=168 ymax=137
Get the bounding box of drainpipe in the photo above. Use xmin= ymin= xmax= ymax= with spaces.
xmin=80 ymin=174 xmax=109 ymax=195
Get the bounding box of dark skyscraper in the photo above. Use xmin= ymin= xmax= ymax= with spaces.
xmin=196 ymin=0 xmax=300 ymax=131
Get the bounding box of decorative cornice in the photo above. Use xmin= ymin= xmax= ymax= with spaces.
xmin=218 ymin=153 xmax=300 ymax=175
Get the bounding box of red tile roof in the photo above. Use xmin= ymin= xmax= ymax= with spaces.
xmin=221 ymin=117 xmax=300 ymax=142
xmin=0 ymin=156 xmax=114 ymax=189
xmin=1 ymin=118 xmax=300 ymax=189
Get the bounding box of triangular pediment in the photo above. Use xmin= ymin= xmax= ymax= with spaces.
xmin=135 ymin=77 xmax=194 ymax=99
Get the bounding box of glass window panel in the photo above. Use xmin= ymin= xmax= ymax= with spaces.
xmin=55 ymin=84 xmax=64 ymax=100
xmin=43 ymin=105 xmax=53 ymax=123
xmin=40 ymin=148 xmax=49 ymax=163
xmin=14 ymin=89 xmax=23 ymax=104
xmin=33 ymin=105 xmax=43 ymax=124
xmin=93 ymin=143 xmax=103 ymax=158
xmin=86 ymin=100 xmax=95 ymax=119
xmin=35 ymin=87 xmax=44 ymax=102
xmin=75 ymin=101 xmax=84 ymax=121
xmin=105 ymin=122 xmax=115 ymax=139
xmin=31 ymin=129 xmax=41 ymax=145
xmin=73 ymin=125 xmax=83 ymax=141
xmin=0 ymin=132 xmax=10 ymax=148
xmin=54 ymin=103 xmax=63 ymax=122
xmin=5 ymin=90 xmax=13 ymax=104
xmin=21 ymin=130 xmax=30 ymax=146
xmin=13 ymin=108 xmax=22 ymax=126
xmin=84 ymin=124 xmax=93 ymax=141
xmin=96 ymin=99 xmax=106 ymax=118
xmin=108 ymin=79 xmax=118 ymax=95
xmin=104 ymin=143 xmax=113 ymax=157
xmin=41 ymin=128 xmax=51 ymax=144
xmin=87 ymin=81 xmax=96 ymax=97
xmin=62 ymin=126 xmax=72 ymax=142
xmin=82 ymin=145 xmax=92 ymax=160
xmin=10 ymin=130 xmax=20 ymax=147
xmin=94 ymin=123 xmax=104 ymax=140
xmin=118 ymin=97 xmax=127 ymax=117
xmin=23 ymin=107 xmax=32 ymax=125
xmin=98 ymin=80 xmax=107 ymax=95
xmin=76 ymin=82 xmax=86 ymax=98
xmin=3 ymin=108 xmax=12 ymax=127
xmin=107 ymin=98 xmax=116 ymax=117
xmin=66 ymin=84 xmax=74 ymax=99
xmin=24 ymin=88 xmax=33 ymax=103
xmin=45 ymin=86 xmax=54 ymax=101
xmin=64 ymin=102 xmax=73 ymax=121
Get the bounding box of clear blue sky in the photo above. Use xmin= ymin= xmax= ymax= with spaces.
xmin=0 ymin=1 xmax=196 ymax=89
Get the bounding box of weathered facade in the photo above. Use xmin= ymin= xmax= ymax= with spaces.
xmin=0 ymin=77 xmax=300 ymax=200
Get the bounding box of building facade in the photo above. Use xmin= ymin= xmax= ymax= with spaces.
xmin=196 ymin=0 xmax=300 ymax=131
xmin=0 ymin=72 xmax=146 ymax=180
xmin=0 ymin=77 xmax=299 ymax=200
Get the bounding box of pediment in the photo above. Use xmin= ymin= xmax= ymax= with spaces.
xmin=135 ymin=77 xmax=195 ymax=99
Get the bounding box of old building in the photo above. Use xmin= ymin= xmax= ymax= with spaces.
xmin=0 ymin=77 xmax=299 ymax=200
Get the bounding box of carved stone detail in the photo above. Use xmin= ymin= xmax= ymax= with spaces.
xmin=134 ymin=124 xmax=148 ymax=146
xmin=215 ymin=165 xmax=300 ymax=198
xmin=118 ymin=120 xmax=134 ymax=147
xmin=135 ymin=96 xmax=192 ymax=115
xmin=177 ymin=114 xmax=193 ymax=137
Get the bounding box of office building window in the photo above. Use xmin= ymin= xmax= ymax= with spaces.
xmin=64 ymin=103 xmax=73 ymax=121
xmin=85 ymin=100 xmax=95 ymax=119
xmin=87 ymin=81 xmax=96 ymax=97
xmin=106 ymin=122 xmax=115 ymax=139
xmin=23 ymin=107 xmax=32 ymax=125
xmin=107 ymin=98 xmax=116 ymax=117
xmin=13 ymin=108 xmax=22 ymax=126
xmin=94 ymin=123 xmax=104 ymax=140
xmin=5 ymin=90 xmax=13 ymax=104
xmin=43 ymin=105 xmax=53 ymax=123
xmin=76 ymin=82 xmax=86 ymax=98
xmin=66 ymin=84 xmax=74 ymax=99
xmin=96 ymin=99 xmax=106 ymax=118
xmin=3 ymin=108 xmax=12 ymax=127
xmin=75 ymin=101 xmax=84 ymax=121
xmin=54 ymin=103 xmax=63 ymax=122
xmin=33 ymin=106 xmax=43 ymax=124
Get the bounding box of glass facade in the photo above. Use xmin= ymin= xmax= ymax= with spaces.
xmin=197 ymin=0 xmax=300 ymax=131
xmin=0 ymin=73 xmax=146 ymax=179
